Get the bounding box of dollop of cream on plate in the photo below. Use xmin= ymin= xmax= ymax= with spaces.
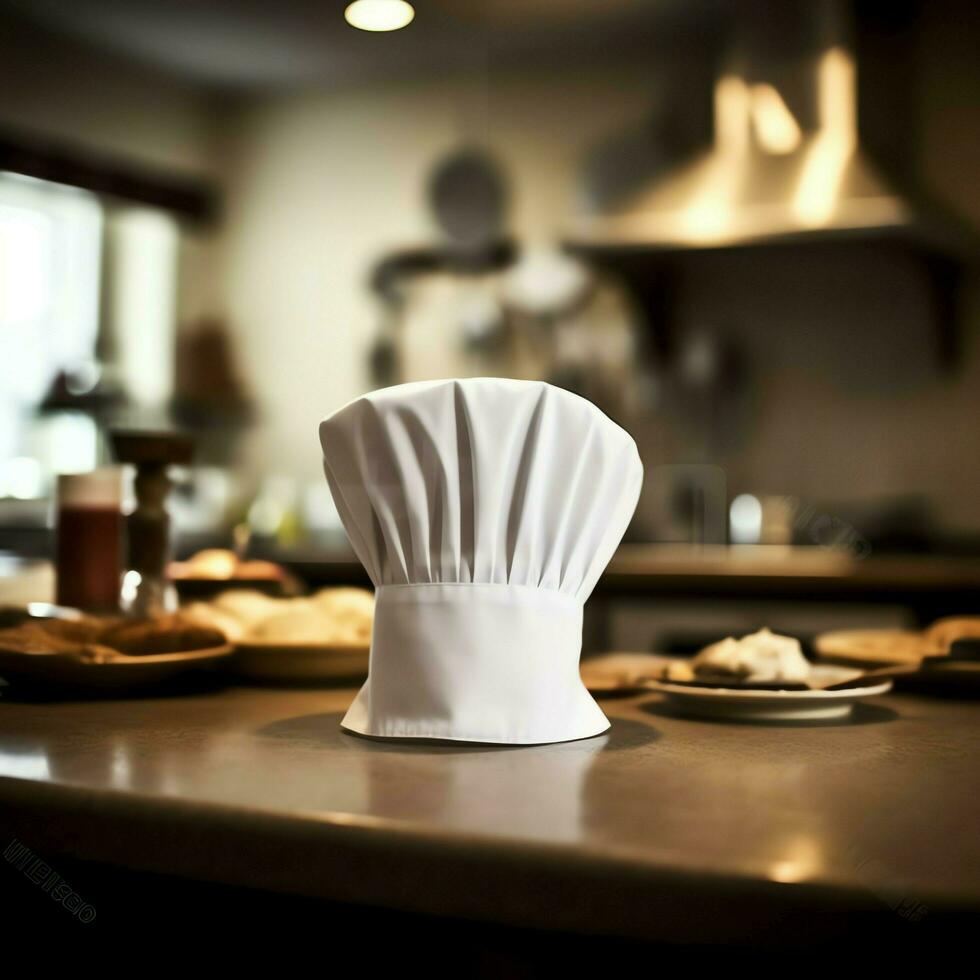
xmin=690 ymin=628 xmax=811 ymax=683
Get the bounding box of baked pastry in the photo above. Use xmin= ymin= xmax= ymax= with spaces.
xmin=813 ymin=628 xmax=924 ymax=665
xmin=210 ymin=590 xmax=284 ymax=627
xmin=42 ymin=618 xmax=111 ymax=644
xmin=172 ymin=548 xmax=238 ymax=579
xmin=183 ymin=587 xmax=375 ymax=647
xmin=662 ymin=659 xmax=696 ymax=683
xmin=310 ymin=587 xmax=375 ymax=616
xmin=242 ymin=589 xmax=374 ymax=646
xmin=245 ymin=606 xmax=337 ymax=644
xmin=922 ymin=617 xmax=980 ymax=656
xmin=181 ymin=601 xmax=248 ymax=641
xmin=0 ymin=622 xmax=77 ymax=656
xmin=580 ymin=653 xmax=666 ymax=691
xmin=690 ymin=628 xmax=811 ymax=684
xmin=98 ymin=614 xmax=225 ymax=655
xmin=170 ymin=549 xmax=283 ymax=581
xmin=0 ymin=613 xmax=223 ymax=661
xmin=308 ymin=588 xmax=374 ymax=644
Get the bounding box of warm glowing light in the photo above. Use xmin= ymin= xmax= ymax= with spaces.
xmin=793 ymin=135 xmax=849 ymax=226
xmin=680 ymin=190 xmax=731 ymax=242
xmin=816 ymin=47 xmax=857 ymax=139
xmin=714 ymin=74 xmax=752 ymax=158
xmin=768 ymin=835 xmax=822 ymax=884
xmin=120 ymin=570 xmax=142 ymax=605
xmin=730 ymin=493 xmax=763 ymax=544
xmin=751 ymin=84 xmax=802 ymax=154
xmin=770 ymin=861 xmax=807 ymax=884
xmin=792 ymin=48 xmax=857 ymax=227
xmin=345 ymin=0 xmax=414 ymax=32
xmin=677 ymin=75 xmax=751 ymax=242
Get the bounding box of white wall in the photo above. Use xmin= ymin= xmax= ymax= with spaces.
xmin=219 ymin=64 xmax=664 ymax=485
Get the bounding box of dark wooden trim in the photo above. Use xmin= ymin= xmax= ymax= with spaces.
xmin=0 ymin=127 xmax=220 ymax=224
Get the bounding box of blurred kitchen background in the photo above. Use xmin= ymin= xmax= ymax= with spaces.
xmin=1 ymin=0 xmax=979 ymax=650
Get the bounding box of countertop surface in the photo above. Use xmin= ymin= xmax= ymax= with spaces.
xmin=1 ymin=683 xmax=978 ymax=941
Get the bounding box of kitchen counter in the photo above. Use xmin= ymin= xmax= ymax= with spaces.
xmin=1 ymin=683 xmax=978 ymax=946
xmin=272 ymin=545 xmax=980 ymax=623
xmin=6 ymin=546 xmax=980 ymax=624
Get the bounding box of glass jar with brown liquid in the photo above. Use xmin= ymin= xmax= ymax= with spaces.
xmin=55 ymin=469 xmax=124 ymax=613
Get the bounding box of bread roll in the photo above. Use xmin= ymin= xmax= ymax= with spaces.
xmin=923 ymin=616 xmax=980 ymax=655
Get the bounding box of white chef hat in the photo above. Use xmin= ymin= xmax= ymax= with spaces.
xmin=319 ymin=378 xmax=643 ymax=745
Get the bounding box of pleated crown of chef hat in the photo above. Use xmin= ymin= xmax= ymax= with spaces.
xmin=319 ymin=378 xmax=643 ymax=744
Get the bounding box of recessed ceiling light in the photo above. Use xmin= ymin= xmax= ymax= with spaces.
xmin=345 ymin=0 xmax=415 ymax=32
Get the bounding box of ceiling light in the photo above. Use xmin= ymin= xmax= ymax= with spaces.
xmin=345 ymin=1 xmax=415 ymax=32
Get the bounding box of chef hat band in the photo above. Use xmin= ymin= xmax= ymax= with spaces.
xmin=320 ymin=378 xmax=643 ymax=745
xmin=345 ymin=583 xmax=595 ymax=743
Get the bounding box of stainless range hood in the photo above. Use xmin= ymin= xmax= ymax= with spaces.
xmin=570 ymin=0 xmax=976 ymax=257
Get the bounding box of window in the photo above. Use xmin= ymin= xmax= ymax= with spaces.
xmin=0 ymin=173 xmax=103 ymax=494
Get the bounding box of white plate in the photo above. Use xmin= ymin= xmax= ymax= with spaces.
xmin=643 ymin=665 xmax=892 ymax=722
xmin=232 ymin=641 xmax=369 ymax=683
